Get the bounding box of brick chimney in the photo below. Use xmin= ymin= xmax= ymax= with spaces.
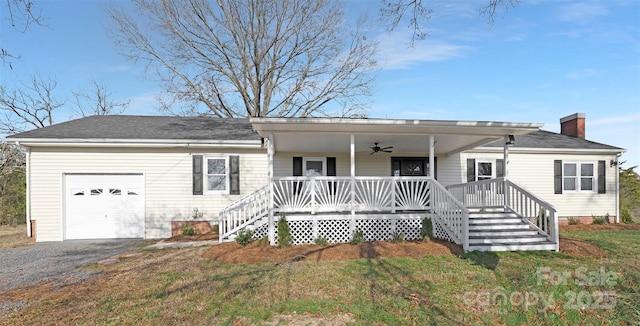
xmin=560 ymin=113 xmax=586 ymax=139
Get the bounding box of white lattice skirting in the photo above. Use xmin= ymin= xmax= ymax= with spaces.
xmin=257 ymin=213 xmax=428 ymax=246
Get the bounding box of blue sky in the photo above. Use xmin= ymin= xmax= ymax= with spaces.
xmin=2 ymin=0 xmax=639 ymax=167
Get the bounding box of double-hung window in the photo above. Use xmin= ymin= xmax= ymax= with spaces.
xmin=193 ymin=154 xmax=239 ymax=196
xmin=563 ymin=162 xmax=595 ymax=192
xmin=477 ymin=161 xmax=493 ymax=181
xmin=206 ymin=156 xmax=228 ymax=193
xmin=466 ymin=159 xmax=504 ymax=182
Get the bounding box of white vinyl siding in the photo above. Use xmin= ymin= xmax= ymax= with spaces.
xmin=433 ymin=154 xmax=462 ymax=187
xmin=28 ymin=147 xmax=267 ymax=241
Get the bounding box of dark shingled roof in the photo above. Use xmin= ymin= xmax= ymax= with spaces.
xmin=7 ymin=115 xmax=260 ymax=141
xmin=482 ymin=130 xmax=623 ymax=150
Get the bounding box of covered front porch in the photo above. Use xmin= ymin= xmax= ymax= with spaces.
xmin=219 ymin=117 xmax=558 ymax=252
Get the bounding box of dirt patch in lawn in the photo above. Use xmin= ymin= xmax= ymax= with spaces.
xmin=202 ymin=239 xmax=463 ymax=264
xmin=560 ymin=223 xmax=640 ymax=232
xmin=558 ymin=236 xmax=607 ymax=258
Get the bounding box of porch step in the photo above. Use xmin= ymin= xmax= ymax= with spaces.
xmin=468 ymin=223 xmax=531 ymax=231
xmin=468 ymin=212 xmax=518 ymax=219
xmin=468 ymin=241 xmax=557 ymax=252
xmin=470 ymin=229 xmax=539 ymax=237
xmin=468 ymin=218 xmax=522 ymax=224
xmin=465 ymin=210 xmax=556 ymax=251
xmin=468 ymin=235 xmax=548 ymax=244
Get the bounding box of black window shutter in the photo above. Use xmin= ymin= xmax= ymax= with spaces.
xmin=229 ymin=155 xmax=240 ymax=195
xmin=466 ymin=159 xmax=476 ymax=182
xmin=598 ymin=160 xmax=606 ymax=194
xmin=433 ymin=157 xmax=438 ymax=180
xmin=293 ymin=157 xmax=303 ymax=176
xmin=326 ymin=157 xmax=337 ymax=195
xmin=554 ymin=160 xmax=562 ymax=194
xmin=496 ymin=159 xmax=504 ymax=178
xmin=292 ymin=157 xmax=303 ymax=195
xmin=193 ymin=155 xmax=203 ymax=195
xmin=327 ymin=157 xmax=337 ymax=176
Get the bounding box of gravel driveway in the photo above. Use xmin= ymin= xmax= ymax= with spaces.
xmin=0 ymin=239 xmax=147 ymax=315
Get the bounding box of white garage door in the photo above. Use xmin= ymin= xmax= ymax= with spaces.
xmin=64 ymin=174 xmax=145 ymax=239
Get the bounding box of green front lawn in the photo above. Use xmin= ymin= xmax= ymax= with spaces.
xmin=2 ymin=229 xmax=639 ymax=325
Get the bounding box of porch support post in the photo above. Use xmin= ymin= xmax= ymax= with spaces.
xmin=267 ymin=134 xmax=276 ymax=246
xmin=429 ymin=135 xmax=435 ymax=178
xmin=503 ymin=136 xmax=510 ymax=212
xmin=429 ymin=135 xmax=435 ymax=212
xmin=503 ymin=137 xmax=509 ymax=180
xmin=350 ymin=134 xmax=356 ymax=233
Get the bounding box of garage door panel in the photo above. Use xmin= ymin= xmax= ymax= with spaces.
xmin=64 ymin=174 xmax=144 ymax=240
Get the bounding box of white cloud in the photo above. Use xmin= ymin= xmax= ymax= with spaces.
xmin=505 ymin=33 xmax=526 ymax=42
xmin=127 ymin=93 xmax=164 ymax=116
xmin=589 ymin=113 xmax=640 ymax=126
xmin=102 ymin=65 xmax=131 ymax=73
xmin=375 ymin=31 xmax=470 ymax=70
xmin=556 ymin=3 xmax=608 ymax=24
xmin=564 ymin=68 xmax=600 ymax=80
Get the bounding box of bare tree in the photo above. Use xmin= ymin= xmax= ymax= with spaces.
xmin=0 ymin=142 xmax=24 ymax=185
xmin=481 ymin=0 xmax=521 ymax=26
xmin=2 ymin=0 xmax=47 ymax=69
xmin=379 ymin=0 xmax=520 ymax=48
xmin=379 ymin=0 xmax=432 ymax=48
xmin=73 ymin=79 xmax=130 ymax=117
xmin=107 ymin=0 xmax=377 ymax=118
xmin=0 ymin=74 xmax=64 ymax=134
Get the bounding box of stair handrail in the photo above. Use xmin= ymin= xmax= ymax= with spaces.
xmin=430 ymin=179 xmax=469 ymax=251
xmin=219 ymin=184 xmax=270 ymax=242
xmin=504 ymin=179 xmax=559 ymax=251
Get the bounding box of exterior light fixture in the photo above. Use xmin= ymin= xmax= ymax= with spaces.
xmin=505 ymin=135 xmax=515 ymax=146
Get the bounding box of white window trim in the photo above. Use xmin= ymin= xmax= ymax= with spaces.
xmin=204 ymin=155 xmax=229 ymax=194
xmin=476 ymin=160 xmax=493 ymax=181
xmin=562 ymin=161 xmax=596 ymax=193
xmin=303 ymin=157 xmax=326 ymax=176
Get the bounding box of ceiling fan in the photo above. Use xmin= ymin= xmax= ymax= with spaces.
xmin=370 ymin=142 xmax=393 ymax=154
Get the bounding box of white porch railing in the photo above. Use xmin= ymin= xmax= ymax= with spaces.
xmin=272 ymin=176 xmax=431 ymax=213
xmin=445 ymin=178 xmax=505 ymax=208
xmin=219 ymin=177 xmax=471 ymax=246
xmin=219 ymin=184 xmax=269 ymax=241
xmin=447 ymin=178 xmax=559 ymax=250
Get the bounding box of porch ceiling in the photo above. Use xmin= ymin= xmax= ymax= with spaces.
xmin=251 ymin=117 xmax=543 ymax=155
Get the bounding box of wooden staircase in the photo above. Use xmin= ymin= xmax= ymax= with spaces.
xmin=467 ymin=211 xmax=557 ymax=251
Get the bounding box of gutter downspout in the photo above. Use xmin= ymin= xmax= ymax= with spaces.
xmin=3 ymin=140 xmax=31 ymax=238
xmin=21 ymin=143 xmax=32 ymax=238
xmin=616 ymin=153 xmax=621 ymax=223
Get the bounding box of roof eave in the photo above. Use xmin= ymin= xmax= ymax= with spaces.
xmin=470 ymin=146 xmax=626 ymax=154
xmin=3 ymin=138 xmax=263 ymax=148
xmin=250 ymin=117 xmax=543 ymax=136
